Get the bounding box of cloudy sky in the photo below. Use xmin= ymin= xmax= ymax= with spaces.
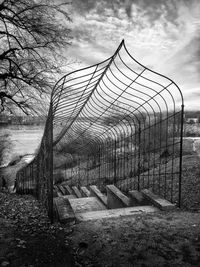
xmin=67 ymin=0 xmax=200 ymax=110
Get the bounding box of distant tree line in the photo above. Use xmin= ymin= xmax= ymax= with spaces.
xmin=0 ymin=114 xmax=46 ymax=125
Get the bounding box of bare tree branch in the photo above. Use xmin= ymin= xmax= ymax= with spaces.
xmin=0 ymin=0 xmax=72 ymax=115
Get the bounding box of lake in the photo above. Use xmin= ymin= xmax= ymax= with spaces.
xmin=0 ymin=125 xmax=44 ymax=166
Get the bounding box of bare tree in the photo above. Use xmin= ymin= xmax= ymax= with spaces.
xmin=0 ymin=0 xmax=72 ymax=115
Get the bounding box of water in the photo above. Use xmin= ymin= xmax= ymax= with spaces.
xmin=0 ymin=125 xmax=44 ymax=165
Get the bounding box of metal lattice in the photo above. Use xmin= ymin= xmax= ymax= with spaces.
xmin=16 ymin=40 xmax=184 ymax=221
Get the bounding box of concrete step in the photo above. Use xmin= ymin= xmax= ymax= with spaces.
xmin=141 ymin=189 xmax=177 ymax=211
xmin=54 ymin=185 xmax=63 ymax=197
xmin=72 ymin=186 xmax=82 ymax=198
xmin=128 ymin=190 xmax=148 ymax=206
xmin=53 ymin=189 xmax=58 ymax=197
xmin=57 ymin=184 xmax=66 ymax=195
xmin=106 ymin=185 xmax=130 ymax=209
xmin=53 ymin=197 xmax=75 ymax=223
xmin=89 ymin=185 xmax=107 ymax=207
xmin=68 ymin=197 xmax=107 ymax=214
xmin=63 ymin=185 xmax=73 ymax=195
xmin=63 ymin=195 xmax=77 ymax=200
xmin=80 ymin=186 xmax=91 ymax=197
xmin=76 ymin=205 xmax=159 ymax=221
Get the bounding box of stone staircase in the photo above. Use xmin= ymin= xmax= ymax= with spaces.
xmin=53 ymin=183 xmax=177 ymax=224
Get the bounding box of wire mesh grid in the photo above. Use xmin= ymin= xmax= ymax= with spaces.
xmin=16 ymin=40 xmax=184 ymax=221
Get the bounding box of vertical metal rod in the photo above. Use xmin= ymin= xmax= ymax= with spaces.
xmin=87 ymin=155 xmax=89 ymax=185
xmin=114 ymin=140 xmax=117 ymax=184
xmin=98 ymin=147 xmax=101 ymax=183
xmin=170 ymin=111 xmax=176 ymax=203
xmin=134 ymin=133 xmax=137 ymax=190
xmin=123 ymin=136 xmax=126 ymax=184
xmin=48 ymin=102 xmax=54 ymax=223
xmin=130 ymin=126 xmax=133 ymax=188
xmin=138 ymin=122 xmax=141 ymax=191
xmin=178 ymin=104 xmax=184 ymax=208
xmin=152 ymin=123 xmax=156 ymax=192
xmin=36 ymin=157 xmax=40 ymax=199
xmin=65 ymin=162 xmax=67 ymax=180
xmin=158 ymin=115 xmax=162 ymax=195
xmin=78 ymin=156 xmax=80 ymax=185
xmin=147 ymin=119 xmax=151 ymax=189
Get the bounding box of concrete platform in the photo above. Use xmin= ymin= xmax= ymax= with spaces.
xmin=141 ymin=189 xmax=177 ymax=211
xmin=76 ymin=205 xmax=159 ymax=221
xmin=68 ymin=197 xmax=107 ymax=214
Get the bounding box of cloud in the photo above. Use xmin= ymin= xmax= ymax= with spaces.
xmin=67 ymin=0 xmax=200 ymax=109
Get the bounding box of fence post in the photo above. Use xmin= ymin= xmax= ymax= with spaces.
xmin=178 ymin=104 xmax=184 ymax=208
xmin=138 ymin=122 xmax=141 ymax=191
xmin=48 ymin=102 xmax=54 ymax=223
xmin=87 ymin=155 xmax=89 ymax=185
xmin=114 ymin=140 xmax=117 ymax=185
xmin=98 ymin=147 xmax=101 ymax=183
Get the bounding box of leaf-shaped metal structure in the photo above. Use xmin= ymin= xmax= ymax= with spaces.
xmin=16 ymin=40 xmax=184 ymax=221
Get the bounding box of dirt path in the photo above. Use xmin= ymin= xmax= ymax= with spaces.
xmin=69 ymin=211 xmax=200 ymax=266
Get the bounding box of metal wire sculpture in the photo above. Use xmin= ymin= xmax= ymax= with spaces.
xmin=16 ymin=40 xmax=184 ymax=221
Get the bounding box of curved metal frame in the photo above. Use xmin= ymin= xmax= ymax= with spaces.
xmin=16 ymin=40 xmax=184 ymax=221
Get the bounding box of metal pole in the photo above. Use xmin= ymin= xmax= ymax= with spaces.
xmin=48 ymin=102 xmax=54 ymax=223
xmin=138 ymin=122 xmax=141 ymax=191
xmin=178 ymin=104 xmax=184 ymax=208
xmin=114 ymin=140 xmax=117 ymax=184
